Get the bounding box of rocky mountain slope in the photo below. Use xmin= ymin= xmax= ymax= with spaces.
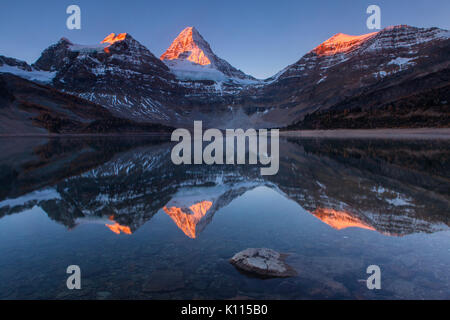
xmin=0 ymin=25 xmax=449 ymax=130
xmin=0 ymin=73 xmax=172 ymax=134
xmin=250 ymin=25 xmax=450 ymax=127
xmin=32 ymin=33 xmax=185 ymax=123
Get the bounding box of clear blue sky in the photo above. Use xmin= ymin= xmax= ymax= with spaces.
xmin=1 ymin=0 xmax=449 ymax=79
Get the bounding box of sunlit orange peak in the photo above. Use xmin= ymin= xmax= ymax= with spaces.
xmin=314 ymin=31 xmax=378 ymax=56
xmin=160 ymin=27 xmax=211 ymax=66
xmin=163 ymin=200 xmax=213 ymax=238
xmin=311 ymin=208 xmax=375 ymax=231
xmin=101 ymin=32 xmax=127 ymax=45
xmin=101 ymin=33 xmax=127 ymax=53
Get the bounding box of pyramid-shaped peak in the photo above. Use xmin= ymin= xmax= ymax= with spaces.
xmin=160 ymin=26 xmax=213 ymax=66
xmin=178 ymin=27 xmax=204 ymax=40
xmin=184 ymin=26 xmax=198 ymax=33
xmin=160 ymin=26 xmax=256 ymax=81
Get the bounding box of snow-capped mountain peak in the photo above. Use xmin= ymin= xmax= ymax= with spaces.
xmin=101 ymin=32 xmax=128 ymax=53
xmin=161 ymin=26 xmax=257 ymax=82
xmin=160 ymin=27 xmax=213 ymax=66
xmin=101 ymin=32 xmax=128 ymax=45
xmin=256 ymin=24 xmax=450 ymax=127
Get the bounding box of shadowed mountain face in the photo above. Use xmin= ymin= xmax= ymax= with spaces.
xmin=246 ymin=26 xmax=450 ymax=127
xmin=0 ymin=137 xmax=448 ymax=237
xmin=0 ymin=73 xmax=174 ymax=134
xmin=32 ymin=34 xmax=185 ymax=124
xmin=1 ymin=25 xmax=448 ymax=131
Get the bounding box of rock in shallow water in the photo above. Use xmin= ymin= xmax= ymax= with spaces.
xmin=229 ymin=248 xmax=297 ymax=278
xmin=141 ymin=270 xmax=184 ymax=293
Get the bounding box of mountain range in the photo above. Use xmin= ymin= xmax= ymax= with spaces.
xmin=0 ymin=24 xmax=449 ymax=133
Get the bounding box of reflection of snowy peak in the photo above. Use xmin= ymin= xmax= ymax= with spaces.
xmin=161 ymin=27 xmax=257 ymax=83
xmin=1 ymin=136 xmax=450 ymax=238
xmin=270 ymin=139 xmax=450 ymax=236
xmin=163 ymin=182 xmax=260 ymax=238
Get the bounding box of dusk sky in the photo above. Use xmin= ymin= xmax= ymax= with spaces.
xmin=1 ymin=0 xmax=449 ymax=79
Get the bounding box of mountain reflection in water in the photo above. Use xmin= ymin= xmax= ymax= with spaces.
xmin=0 ymin=136 xmax=449 ymax=299
xmin=164 ymin=201 xmax=213 ymax=239
xmin=311 ymin=208 xmax=376 ymax=231
xmin=106 ymin=215 xmax=132 ymax=235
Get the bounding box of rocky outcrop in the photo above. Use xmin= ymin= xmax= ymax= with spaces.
xmin=230 ymin=248 xmax=297 ymax=278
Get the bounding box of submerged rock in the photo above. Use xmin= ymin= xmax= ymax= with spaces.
xmin=229 ymin=248 xmax=297 ymax=278
xmin=141 ymin=270 xmax=184 ymax=293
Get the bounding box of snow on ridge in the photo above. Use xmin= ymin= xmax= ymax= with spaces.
xmin=165 ymin=59 xmax=260 ymax=85
xmin=365 ymin=26 xmax=450 ymax=52
xmin=165 ymin=59 xmax=228 ymax=81
xmin=388 ymin=57 xmax=416 ymax=67
xmin=69 ymin=43 xmax=107 ymax=53
xmin=316 ymin=76 xmax=327 ymax=84
xmin=0 ymin=65 xmax=56 ymax=83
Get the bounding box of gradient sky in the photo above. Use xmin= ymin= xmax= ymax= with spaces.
xmin=1 ymin=0 xmax=449 ymax=79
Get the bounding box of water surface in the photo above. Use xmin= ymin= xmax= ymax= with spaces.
xmin=0 ymin=136 xmax=449 ymax=299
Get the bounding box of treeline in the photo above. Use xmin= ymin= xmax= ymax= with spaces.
xmin=285 ymin=85 xmax=450 ymax=130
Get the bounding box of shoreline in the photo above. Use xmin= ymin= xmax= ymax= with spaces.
xmin=1 ymin=128 xmax=450 ymax=139
xmin=280 ymin=128 xmax=450 ymax=139
xmin=0 ymin=132 xmax=172 ymax=138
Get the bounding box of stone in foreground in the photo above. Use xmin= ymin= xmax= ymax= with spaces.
xmin=230 ymin=248 xmax=297 ymax=278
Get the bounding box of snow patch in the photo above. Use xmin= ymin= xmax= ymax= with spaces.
xmin=388 ymin=57 xmax=416 ymax=67
xmin=69 ymin=43 xmax=107 ymax=53
xmin=0 ymin=65 xmax=56 ymax=83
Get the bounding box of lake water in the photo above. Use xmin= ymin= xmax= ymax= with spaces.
xmin=0 ymin=136 xmax=449 ymax=300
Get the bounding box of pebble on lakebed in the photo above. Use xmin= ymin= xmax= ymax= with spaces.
xmin=229 ymin=248 xmax=297 ymax=278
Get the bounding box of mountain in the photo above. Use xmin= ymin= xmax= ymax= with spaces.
xmin=30 ymin=33 xmax=187 ymax=124
xmin=0 ymin=73 xmax=173 ymax=134
xmin=0 ymin=55 xmax=55 ymax=83
xmin=161 ymin=27 xmax=257 ymax=83
xmin=158 ymin=26 xmax=262 ymax=122
xmin=0 ymin=31 xmax=250 ymax=129
xmin=1 ymin=24 xmax=449 ymax=130
xmin=11 ymin=29 xmax=259 ymax=127
xmin=249 ymin=25 xmax=450 ymax=127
